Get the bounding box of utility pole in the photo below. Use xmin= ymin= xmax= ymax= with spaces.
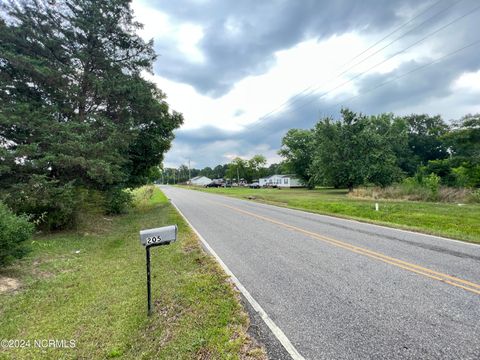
xmin=188 ymin=159 xmax=191 ymax=182
xmin=173 ymin=169 xmax=176 ymax=184
xmin=237 ymin=166 xmax=240 ymax=187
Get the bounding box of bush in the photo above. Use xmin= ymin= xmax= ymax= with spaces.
xmin=2 ymin=175 xmax=79 ymax=230
xmin=452 ymin=165 xmax=480 ymax=188
xmin=0 ymin=202 xmax=34 ymax=266
xmin=423 ymin=173 xmax=440 ymax=199
xmin=104 ymin=188 xmax=133 ymax=214
xmin=421 ymin=160 xmax=457 ymax=186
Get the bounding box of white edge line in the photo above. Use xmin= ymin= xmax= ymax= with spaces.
xmin=169 ymin=199 xmax=306 ymax=360
xmin=178 ymin=186 xmax=480 ymax=248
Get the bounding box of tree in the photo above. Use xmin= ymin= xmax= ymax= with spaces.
xmin=363 ymin=113 xmax=405 ymax=187
xmin=213 ymin=164 xmax=227 ymax=178
xmin=279 ymin=129 xmax=315 ymax=188
xmin=226 ymin=158 xmax=247 ymax=183
xmin=199 ymin=166 xmax=214 ymax=178
xmin=177 ymin=164 xmax=189 ymax=183
xmin=267 ymin=163 xmax=289 ymax=176
xmin=247 ymin=155 xmax=267 ymax=181
xmin=400 ymin=114 xmax=449 ymax=175
xmin=445 ymin=114 xmax=480 ymax=187
xmin=311 ymin=109 xmax=402 ymax=190
xmin=0 ymin=0 xmax=182 ymax=226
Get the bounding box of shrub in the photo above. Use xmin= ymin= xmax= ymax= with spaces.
xmin=421 ymin=160 xmax=457 ymax=186
xmin=423 ymin=173 xmax=440 ymax=200
xmin=2 ymin=175 xmax=79 ymax=230
xmin=104 ymin=188 xmax=133 ymax=214
xmin=131 ymin=185 xmax=157 ymax=207
xmin=0 ymin=202 xmax=34 ymax=266
xmin=452 ymin=165 xmax=480 ymax=188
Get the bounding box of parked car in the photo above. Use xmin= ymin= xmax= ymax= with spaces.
xmin=249 ymin=182 xmax=260 ymax=189
xmin=205 ymin=181 xmax=223 ymax=188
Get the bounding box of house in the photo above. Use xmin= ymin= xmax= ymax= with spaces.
xmin=259 ymin=174 xmax=303 ymax=188
xmin=188 ymin=176 xmax=212 ymax=186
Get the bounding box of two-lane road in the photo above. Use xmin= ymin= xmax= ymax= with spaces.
xmin=161 ymin=186 xmax=480 ymax=359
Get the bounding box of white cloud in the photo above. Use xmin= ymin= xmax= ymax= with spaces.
xmin=132 ymin=1 xmax=205 ymax=63
xmin=131 ymin=1 xmax=170 ymax=41
xmin=454 ymin=70 xmax=480 ymax=91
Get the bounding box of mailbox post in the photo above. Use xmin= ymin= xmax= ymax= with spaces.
xmin=139 ymin=225 xmax=177 ymax=316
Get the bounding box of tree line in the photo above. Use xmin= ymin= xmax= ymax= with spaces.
xmin=167 ymin=109 xmax=479 ymax=193
xmin=162 ymin=156 xmax=289 ymax=184
xmin=280 ymin=109 xmax=479 ymax=190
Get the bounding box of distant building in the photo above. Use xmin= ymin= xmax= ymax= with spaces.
xmin=259 ymin=175 xmax=303 ymax=188
xmin=188 ymin=176 xmax=212 ymax=186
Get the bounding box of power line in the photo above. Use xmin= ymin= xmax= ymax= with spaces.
xmin=324 ymin=38 xmax=480 ymax=115
xmin=334 ymin=0 xmax=463 ymax=83
xmin=251 ymin=1 xmax=479 ymax=130
xmin=337 ymin=0 xmax=447 ymax=69
xmin=248 ymin=0 xmax=465 ymax=128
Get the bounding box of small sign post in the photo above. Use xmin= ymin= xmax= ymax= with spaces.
xmin=139 ymin=225 xmax=177 ymax=316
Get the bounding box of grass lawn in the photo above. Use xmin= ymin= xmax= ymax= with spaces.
xmin=186 ymin=186 xmax=480 ymax=244
xmin=0 ymin=186 xmax=265 ymax=359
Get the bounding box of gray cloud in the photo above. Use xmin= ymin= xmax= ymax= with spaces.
xmin=149 ymin=0 xmax=435 ymax=97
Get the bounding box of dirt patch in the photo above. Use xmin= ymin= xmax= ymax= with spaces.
xmin=0 ymin=276 xmax=21 ymax=294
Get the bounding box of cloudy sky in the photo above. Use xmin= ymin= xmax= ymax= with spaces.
xmin=131 ymin=0 xmax=480 ymax=168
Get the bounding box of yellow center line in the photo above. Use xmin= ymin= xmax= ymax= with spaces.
xmin=210 ymin=200 xmax=480 ymax=296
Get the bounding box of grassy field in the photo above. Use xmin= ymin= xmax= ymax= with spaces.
xmin=0 ymin=186 xmax=265 ymax=359
xmin=186 ymin=186 xmax=480 ymax=244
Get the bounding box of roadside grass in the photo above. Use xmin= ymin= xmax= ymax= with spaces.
xmin=0 ymin=186 xmax=265 ymax=359
xmin=185 ymin=186 xmax=480 ymax=244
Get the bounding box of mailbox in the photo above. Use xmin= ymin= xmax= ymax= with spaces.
xmin=139 ymin=225 xmax=177 ymax=247
xmin=140 ymin=224 xmax=177 ymax=316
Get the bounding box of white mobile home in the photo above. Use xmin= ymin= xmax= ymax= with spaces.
xmin=188 ymin=176 xmax=212 ymax=186
xmin=259 ymin=175 xmax=303 ymax=188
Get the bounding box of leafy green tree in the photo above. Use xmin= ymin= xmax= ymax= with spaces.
xmin=312 ymin=109 xmax=402 ymax=190
xmin=267 ymin=162 xmax=289 ymax=176
xmin=0 ymin=0 xmax=182 ymax=227
xmin=173 ymin=165 xmax=187 ymax=183
xmin=199 ymin=167 xmax=214 ymax=178
xmin=247 ymin=155 xmax=267 ymax=181
xmin=213 ymin=164 xmax=227 ymax=178
xmin=366 ymin=113 xmax=407 ymax=186
xmin=226 ymin=158 xmax=247 ymax=183
xmin=445 ymin=114 xmax=480 ymax=187
xmin=279 ymin=129 xmax=315 ymax=188
xmin=312 ymin=111 xmax=365 ymax=190
xmin=400 ymin=114 xmax=449 ymax=175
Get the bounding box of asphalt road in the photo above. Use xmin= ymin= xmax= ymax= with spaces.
xmin=161 ymin=186 xmax=480 ymax=360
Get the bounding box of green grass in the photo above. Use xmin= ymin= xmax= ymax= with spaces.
xmin=186 ymin=186 xmax=480 ymax=244
xmin=0 ymin=186 xmax=265 ymax=359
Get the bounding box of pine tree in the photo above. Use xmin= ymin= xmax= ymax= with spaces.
xmin=0 ymin=0 xmax=182 ymax=227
